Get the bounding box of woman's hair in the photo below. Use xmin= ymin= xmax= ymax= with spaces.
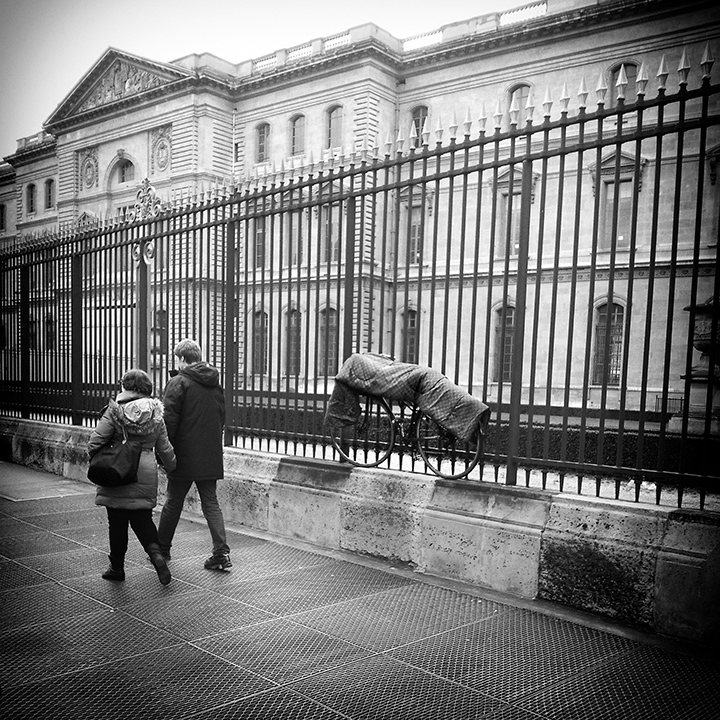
xmin=173 ymin=338 xmax=203 ymax=364
xmin=121 ymin=368 xmax=153 ymax=396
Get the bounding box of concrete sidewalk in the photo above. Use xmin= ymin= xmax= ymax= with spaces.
xmin=1 ymin=460 xmax=718 ymax=720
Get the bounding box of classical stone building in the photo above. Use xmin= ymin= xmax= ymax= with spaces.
xmin=0 ymin=0 xmax=718 ymax=426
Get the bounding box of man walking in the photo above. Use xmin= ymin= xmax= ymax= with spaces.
xmin=158 ymin=339 xmax=231 ymax=571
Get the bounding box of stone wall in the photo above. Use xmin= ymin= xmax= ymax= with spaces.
xmin=1 ymin=417 xmax=718 ymax=648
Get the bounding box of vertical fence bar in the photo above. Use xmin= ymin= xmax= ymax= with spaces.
xmin=224 ymin=219 xmax=236 ymax=447
xmin=71 ymin=253 xmax=83 ymax=425
xmin=343 ymin=196 xmax=356 ymax=363
xmin=506 ymin=158 xmax=533 ymax=485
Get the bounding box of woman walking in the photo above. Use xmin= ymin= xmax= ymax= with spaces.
xmin=88 ymin=368 xmax=176 ymax=585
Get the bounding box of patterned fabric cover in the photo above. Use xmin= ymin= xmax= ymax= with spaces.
xmin=325 ymin=352 xmax=490 ymax=444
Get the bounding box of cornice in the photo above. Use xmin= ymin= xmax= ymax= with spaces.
xmin=4 ymin=137 xmax=58 ymax=168
xmin=231 ymin=38 xmax=402 ymax=95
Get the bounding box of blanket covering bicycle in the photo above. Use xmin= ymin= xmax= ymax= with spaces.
xmin=325 ymin=352 xmax=490 ymax=445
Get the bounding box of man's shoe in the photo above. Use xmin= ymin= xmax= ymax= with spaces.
xmin=204 ymin=553 xmax=232 ymax=571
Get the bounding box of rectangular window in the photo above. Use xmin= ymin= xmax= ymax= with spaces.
xmin=402 ymin=310 xmax=418 ymax=364
xmin=602 ymin=179 xmax=633 ymax=250
xmin=286 ymin=309 xmax=301 ymax=376
xmin=0 ymin=204 xmax=5 ymax=232
xmin=497 ymin=191 xmax=521 ymax=258
xmin=291 ymin=116 xmax=305 ymax=156
xmin=45 ymin=179 xmax=55 ymax=210
xmin=252 ymin=311 xmax=268 ymax=374
xmin=257 ymin=124 xmax=270 ymax=163
xmin=318 ymin=308 xmax=338 ymax=375
xmin=327 ymin=107 xmax=342 ymax=150
xmin=253 ymin=216 xmax=266 ymax=268
xmin=494 ymin=307 xmax=515 ymax=382
xmin=284 ymin=211 xmax=303 ymax=266
xmin=407 ymin=206 xmax=422 ymax=265
xmin=321 ymin=206 xmax=339 ymax=263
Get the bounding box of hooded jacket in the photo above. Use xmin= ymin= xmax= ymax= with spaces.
xmin=162 ymin=362 xmax=225 ymax=481
xmin=88 ymin=391 xmax=176 ymax=510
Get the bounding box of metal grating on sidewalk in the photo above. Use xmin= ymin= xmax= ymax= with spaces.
xmin=1 ymin=487 xmax=719 ymax=719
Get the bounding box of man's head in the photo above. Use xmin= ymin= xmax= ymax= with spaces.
xmin=173 ymin=339 xmax=203 ymax=369
xmin=121 ymin=368 xmax=153 ymax=396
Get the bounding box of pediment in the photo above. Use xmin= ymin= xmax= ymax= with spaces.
xmin=46 ymin=48 xmax=192 ymax=128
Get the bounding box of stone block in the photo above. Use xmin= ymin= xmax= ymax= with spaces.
xmin=340 ymin=468 xmax=434 ymax=564
xmin=538 ymin=496 xmax=665 ymax=628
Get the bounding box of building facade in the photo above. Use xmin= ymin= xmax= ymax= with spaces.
xmin=0 ymin=0 xmax=718 ymax=446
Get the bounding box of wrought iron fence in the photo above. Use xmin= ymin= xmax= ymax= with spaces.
xmin=1 ymin=56 xmax=718 ymax=509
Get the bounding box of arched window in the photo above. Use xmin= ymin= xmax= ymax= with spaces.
xmin=411 ymin=105 xmax=428 ymax=148
xmin=318 ymin=307 xmax=338 ymax=375
xmin=508 ymin=84 xmax=531 ymax=127
xmin=286 ymin=308 xmax=301 ymax=376
xmin=26 ymin=184 xmax=37 ymax=214
xmin=593 ymin=302 xmax=624 ymax=385
xmin=401 ymin=309 xmax=418 ymax=364
xmin=326 ymin=105 xmax=343 ymax=150
xmin=610 ymin=62 xmax=638 ymax=106
xmin=44 ymin=179 xmax=55 ymax=210
xmin=290 ymin=115 xmax=305 ymax=156
xmin=117 ymin=160 xmax=134 ymax=184
xmin=494 ymin=305 xmax=515 ymax=382
xmin=252 ymin=310 xmax=268 ymax=374
xmin=256 ymin=123 xmax=270 ymax=163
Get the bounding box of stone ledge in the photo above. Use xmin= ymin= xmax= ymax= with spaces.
xmin=1 ymin=416 xmax=718 ymax=647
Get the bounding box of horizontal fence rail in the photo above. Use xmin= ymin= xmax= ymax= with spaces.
xmin=1 ymin=66 xmax=718 ymax=509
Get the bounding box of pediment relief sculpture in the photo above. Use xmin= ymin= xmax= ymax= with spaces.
xmin=76 ymin=60 xmax=166 ymax=113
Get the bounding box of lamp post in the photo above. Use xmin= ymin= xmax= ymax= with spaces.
xmin=131 ymin=179 xmax=161 ymax=374
xmin=670 ymin=296 xmax=720 ymax=435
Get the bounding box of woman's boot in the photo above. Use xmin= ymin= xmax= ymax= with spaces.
xmin=102 ymin=555 xmax=125 ymax=581
xmin=147 ymin=543 xmax=171 ymax=585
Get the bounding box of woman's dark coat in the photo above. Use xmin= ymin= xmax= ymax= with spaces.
xmin=88 ymin=391 xmax=176 ymax=510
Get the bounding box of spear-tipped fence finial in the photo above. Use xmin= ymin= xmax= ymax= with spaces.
xmin=560 ymin=81 xmax=570 ymax=114
xmin=596 ymin=71 xmax=608 ymax=106
xmin=636 ymin=62 xmax=649 ymax=98
xmin=421 ymin=118 xmax=430 ymax=146
xmin=525 ymin=89 xmax=535 ymax=124
xmin=615 ymin=64 xmax=628 ymax=102
xmin=578 ymin=76 xmax=588 ymax=109
xmin=509 ymin=95 xmax=520 ymax=127
xmin=435 ymin=117 xmax=443 ymax=144
xmin=463 ymin=107 xmax=472 ymax=137
xmin=701 ymin=42 xmax=714 ymax=79
xmin=449 ymin=111 xmax=458 ymax=140
xmin=478 ymin=101 xmax=487 ymax=134
xmin=657 ymin=54 xmax=669 ymax=91
xmin=542 ymin=87 xmax=553 ymax=118
xmin=409 ymin=122 xmax=418 ymax=150
xmin=677 ymin=47 xmax=691 ymax=87
xmin=493 ymin=99 xmax=503 ymax=130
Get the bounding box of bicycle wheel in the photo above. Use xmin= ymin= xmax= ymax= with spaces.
xmin=415 ymin=411 xmax=484 ymax=480
xmin=329 ymin=394 xmax=396 ymax=468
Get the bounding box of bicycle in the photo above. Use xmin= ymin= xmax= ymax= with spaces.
xmin=328 ymin=392 xmax=488 ymax=480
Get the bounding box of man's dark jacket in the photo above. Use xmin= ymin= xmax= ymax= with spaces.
xmin=163 ymin=362 xmax=225 ymax=481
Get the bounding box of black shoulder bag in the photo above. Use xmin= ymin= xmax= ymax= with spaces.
xmin=87 ymin=423 xmax=141 ymax=487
